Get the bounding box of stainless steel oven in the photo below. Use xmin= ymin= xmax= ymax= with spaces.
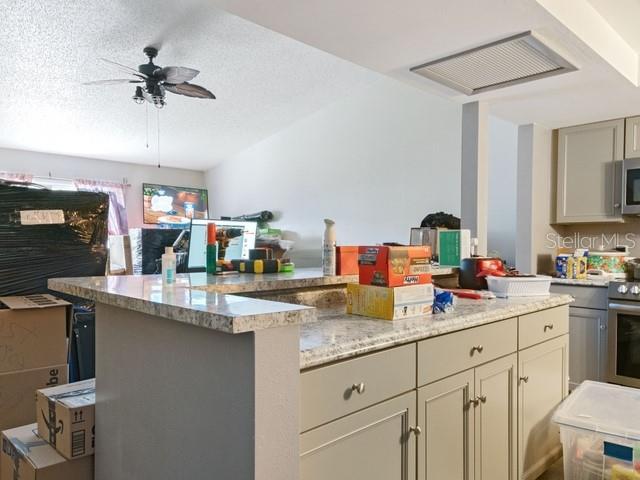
xmin=608 ymin=282 xmax=640 ymax=387
xmin=622 ymin=158 xmax=640 ymax=214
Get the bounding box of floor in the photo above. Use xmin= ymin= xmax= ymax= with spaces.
xmin=538 ymin=458 xmax=564 ymax=480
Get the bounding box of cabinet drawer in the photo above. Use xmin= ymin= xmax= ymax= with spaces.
xmin=550 ymin=284 xmax=607 ymax=310
xmin=300 ymin=344 xmax=416 ymax=432
xmin=519 ymin=306 xmax=569 ymax=349
xmin=417 ymin=317 xmax=517 ymax=386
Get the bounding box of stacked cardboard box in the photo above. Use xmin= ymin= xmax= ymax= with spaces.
xmin=348 ymin=246 xmax=434 ymax=320
xmin=0 ymin=295 xmax=69 ymax=433
xmin=0 ymin=379 xmax=96 ymax=480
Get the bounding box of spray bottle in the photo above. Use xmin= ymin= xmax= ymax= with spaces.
xmin=322 ymin=219 xmax=336 ymax=276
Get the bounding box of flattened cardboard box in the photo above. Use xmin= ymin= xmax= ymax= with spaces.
xmin=0 ymin=295 xmax=69 ymax=374
xmin=0 ymin=365 xmax=68 ymax=433
xmin=36 ymin=379 xmax=95 ymax=460
xmin=0 ymin=423 xmax=93 ymax=480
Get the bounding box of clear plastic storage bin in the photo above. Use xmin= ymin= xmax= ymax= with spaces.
xmin=552 ymin=381 xmax=640 ymax=479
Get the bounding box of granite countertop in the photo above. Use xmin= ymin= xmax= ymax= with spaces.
xmin=299 ymin=294 xmax=574 ymax=369
xmin=48 ymin=275 xmax=316 ymax=334
xmin=550 ymin=277 xmax=611 ymax=287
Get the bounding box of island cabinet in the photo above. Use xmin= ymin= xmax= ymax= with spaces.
xmin=300 ymin=305 xmax=569 ymax=480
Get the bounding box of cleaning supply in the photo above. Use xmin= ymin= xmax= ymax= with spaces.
xmin=322 ymin=219 xmax=336 ymax=276
xmin=161 ymin=247 xmax=176 ymax=285
xmin=206 ymin=223 xmax=218 ymax=275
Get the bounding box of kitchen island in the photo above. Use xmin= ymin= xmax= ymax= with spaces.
xmin=50 ymin=269 xmax=572 ymax=480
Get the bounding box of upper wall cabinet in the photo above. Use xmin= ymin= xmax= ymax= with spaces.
xmin=556 ymin=119 xmax=624 ymax=223
xmin=625 ymin=116 xmax=640 ymax=159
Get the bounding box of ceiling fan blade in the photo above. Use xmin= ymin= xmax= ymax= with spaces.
xmin=164 ymin=82 xmax=215 ymax=99
xmin=159 ymin=66 xmax=199 ymax=84
xmin=82 ymin=79 xmax=144 ymax=85
xmin=99 ymin=58 xmax=147 ymax=79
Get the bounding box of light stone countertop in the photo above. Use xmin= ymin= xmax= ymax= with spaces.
xmin=550 ymin=277 xmax=610 ymax=287
xmin=48 ymin=275 xmax=316 ymax=334
xmin=299 ymin=294 xmax=574 ymax=369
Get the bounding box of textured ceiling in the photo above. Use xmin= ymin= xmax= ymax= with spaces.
xmin=216 ymin=0 xmax=640 ymax=129
xmin=0 ymin=0 xmax=377 ymax=170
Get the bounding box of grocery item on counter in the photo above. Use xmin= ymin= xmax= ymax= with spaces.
xmin=347 ymin=283 xmax=433 ymax=320
xmin=161 ymin=247 xmax=176 ymax=286
xmin=206 ymin=223 xmax=218 ymax=275
xmin=358 ymin=245 xmax=432 ymax=287
xmin=322 ymin=219 xmax=336 ymax=276
xmin=432 ymin=289 xmax=454 ymax=314
xmin=588 ymin=252 xmax=627 ymax=277
xmin=336 ymin=246 xmax=358 ymax=276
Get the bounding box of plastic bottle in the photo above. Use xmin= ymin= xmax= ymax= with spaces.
xmin=322 ymin=219 xmax=336 ymax=276
xmin=161 ymin=247 xmax=176 ymax=285
xmin=206 ymin=223 xmax=218 ymax=275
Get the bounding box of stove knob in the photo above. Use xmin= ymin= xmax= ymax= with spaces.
xmin=631 ymin=285 xmax=640 ymax=296
xmin=618 ymin=284 xmax=629 ymax=294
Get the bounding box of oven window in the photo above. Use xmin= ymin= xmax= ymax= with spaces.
xmin=626 ymin=169 xmax=640 ymax=205
xmin=617 ymin=314 xmax=640 ymax=378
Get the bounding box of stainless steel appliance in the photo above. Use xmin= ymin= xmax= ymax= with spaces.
xmin=607 ymin=281 xmax=640 ymax=387
xmin=622 ymin=158 xmax=640 ymax=214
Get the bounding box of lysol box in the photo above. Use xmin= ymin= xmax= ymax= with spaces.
xmin=36 ymin=379 xmax=95 ymax=460
xmin=347 ymin=283 xmax=434 ymax=320
xmin=358 ymin=246 xmax=432 ymax=287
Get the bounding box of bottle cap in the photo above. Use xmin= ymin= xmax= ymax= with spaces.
xmin=207 ymin=223 xmax=217 ymax=245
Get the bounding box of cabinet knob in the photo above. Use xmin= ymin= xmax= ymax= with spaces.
xmin=470 ymin=395 xmax=486 ymax=407
xmin=478 ymin=395 xmax=487 ymax=404
xmin=470 ymin=345 xmax=484 ymax=355
xmin=544 ymin=324 xmax=554 ymax=332
xmin=351 ymin=382 xmax=366 ymax=394
xmin=409 ymin=426 xmax=422 ymax=436
xmin=520 ymin=376 xmax=529 ymax=384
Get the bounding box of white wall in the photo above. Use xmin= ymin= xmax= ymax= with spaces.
xmin=206 ymin=78 xmax=462 ymax=266
xmin=0 ymin=148 xmax=205 ymax=228
xmin=487 ymin=116 xmax=518 ymax=265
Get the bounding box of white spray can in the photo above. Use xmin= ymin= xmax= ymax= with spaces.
xmin=322 ymin=218 xmax=336 ymax=276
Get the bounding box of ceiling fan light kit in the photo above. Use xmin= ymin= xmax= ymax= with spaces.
xmin=85 ymin=45 xmax=216 ymax=108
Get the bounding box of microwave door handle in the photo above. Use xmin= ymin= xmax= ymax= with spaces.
xmin=609 ymin=302 xmax=640 ymax=314
xmin=614 ymin=160 xmax=622 ymax=211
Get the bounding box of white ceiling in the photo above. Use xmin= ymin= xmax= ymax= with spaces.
xmin=587 ymin=0 xmax=640 ymax=52
xmin=215 ymin=0 xmax=640 ymax=129
xmin=0 ymin=0 xmax=377 ymax=170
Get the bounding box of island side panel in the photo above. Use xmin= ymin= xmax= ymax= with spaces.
xmin=94 ymin=303 xmax=260 ymax=480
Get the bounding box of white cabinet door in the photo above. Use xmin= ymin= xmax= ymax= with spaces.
xmin=625 ymin=116 xmax=640 ymax=159
xmin=474 ymin=354 xmax=517 ymax=480
xmin=568 ymin=307 xmax=608 ymax=390
xmin=418 ymin=369 xmax=474 ymax=480
xmin=556 ymin=119 xmax=624 ymax=223
xmin=300 ymin=392 xmax=416 ymax=480
xmin=518 ymin=335 xmax=569 ymax=480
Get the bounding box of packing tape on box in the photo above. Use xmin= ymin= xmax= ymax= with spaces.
xmin=42 ymin=386 xmax=95 ymax=447
xmin=2 ymin=428 xmax=48 ymax=479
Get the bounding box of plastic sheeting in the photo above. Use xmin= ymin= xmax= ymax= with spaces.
xmin=0 ymin=182 xmax=109 ymax=296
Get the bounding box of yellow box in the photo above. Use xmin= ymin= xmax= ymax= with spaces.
xmin=568 ymin=256 xmax=588 ymax=279
xmin=347 ymin=283 xmax=433 ymax=320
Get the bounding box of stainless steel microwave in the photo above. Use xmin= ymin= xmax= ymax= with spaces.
xmin=623 ymin=158 xmax=640 ymax=214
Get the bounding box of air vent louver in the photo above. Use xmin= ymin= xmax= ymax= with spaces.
xmin=411 ymin=32 xmax=576 ymax=95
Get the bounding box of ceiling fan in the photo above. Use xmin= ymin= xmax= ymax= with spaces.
xmin=84 ymin=46 xmax=216 ymax=108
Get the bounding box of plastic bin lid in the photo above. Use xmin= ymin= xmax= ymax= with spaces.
xmin=552 ymin=381 xmax=640 ymax=441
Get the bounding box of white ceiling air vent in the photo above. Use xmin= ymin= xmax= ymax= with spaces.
xmin=410 ymin=31 xmax=576 ymax=95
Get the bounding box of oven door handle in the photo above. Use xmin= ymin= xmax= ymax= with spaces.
xmin=609 ymin=302 xmax=640 ymax=313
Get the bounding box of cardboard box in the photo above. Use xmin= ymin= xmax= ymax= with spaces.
xmin=0 ymin=295 xmax=69 ymax=374
xmin=358 ymin=246 xmax=432 ymax=287
xmin=347 ymin=283 xmax=434 ymax=320
xmin=438 ymin=230 xmax=471 ymax=267
xmin=36 ymin=379 xmax=95 ymax=460
xmin=0 ymin=365 xmax=68 ymax=433
xmin=0 ymin=424 xmax=93 ymax=480
xmin=336 ymin=246 xmax=359 ymax=276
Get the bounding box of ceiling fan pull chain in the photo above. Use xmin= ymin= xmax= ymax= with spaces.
xmin=157 ymin=108 xmax=161 ymax=169
xmin=145 ymin=101 xmax=149 ymax=149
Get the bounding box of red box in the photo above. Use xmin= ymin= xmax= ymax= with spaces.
xmin=336 ymin=246 xmax=359 ymax=275
xmin=358 ymin=246 xmax=432 ymax=287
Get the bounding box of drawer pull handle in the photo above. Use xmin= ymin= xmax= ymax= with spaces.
xmin=470 ymin=345 xmax=484 ymax=355
xmin=351 ymin=382 xmax=366 ymax=394
xmin=409 ymin=426 xmax=422 ymax=436
xmin=520 ymin=376 xmax=529 ymax=384
xmin=544 ymin=324 xmax=554 ymax=332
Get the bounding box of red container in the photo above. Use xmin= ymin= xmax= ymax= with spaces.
xmin=358 ymin=246 xmax=432 ymax=287
xmin=336 ymin=246 xmax=359 ymax=275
